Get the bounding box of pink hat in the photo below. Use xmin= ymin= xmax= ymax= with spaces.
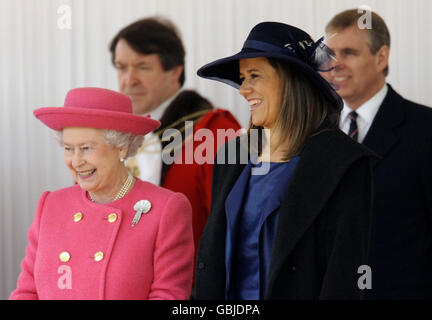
xmin=34 ymin=87 xmax=161 ymax=135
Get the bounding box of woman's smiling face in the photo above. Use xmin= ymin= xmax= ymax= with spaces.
xmin=61 ymin=127 xmax=126 ymax=198
xmin=239 ymin=57 xmax=282 ymax=129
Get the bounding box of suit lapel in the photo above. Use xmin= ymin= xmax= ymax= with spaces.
xmin=362 ymin=85 xmax=404 ymax=159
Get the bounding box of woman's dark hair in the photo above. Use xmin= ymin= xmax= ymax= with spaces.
xmin=110 ymin=16 xmax=186 ymax=86
xmin=248 ymin=58 xmax=340 ymax=160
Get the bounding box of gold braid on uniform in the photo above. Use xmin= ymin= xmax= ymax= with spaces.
xmin=126 ymin=110 xmax=209 ymax=177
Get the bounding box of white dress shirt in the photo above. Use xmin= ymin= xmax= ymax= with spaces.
xmin=126 ymin=91 xmax=181 ymax=185
xmin=339 ymin=84 xmax=388 ymax=143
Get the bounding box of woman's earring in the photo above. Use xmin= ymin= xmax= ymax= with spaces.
xmin=120 ymin=157 xmax=125 ymax=163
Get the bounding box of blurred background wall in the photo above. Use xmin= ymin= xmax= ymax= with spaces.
xmin=1 ymin=0 xmax=431 ymax=299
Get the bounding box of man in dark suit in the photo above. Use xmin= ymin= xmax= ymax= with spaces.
xmin=325 ymin=9 xmax=432 ymax=299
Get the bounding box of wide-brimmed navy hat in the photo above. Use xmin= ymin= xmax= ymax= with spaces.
xmin=197 ymin=21 xmax=342 ymax=111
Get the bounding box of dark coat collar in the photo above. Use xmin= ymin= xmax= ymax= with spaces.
xmin=362 ymin=84 xmax=405 ymax=158
xmin=264 ymin=129 xmax=373 ymax=296
xmin=214 ymin=129 xmax=374 ymax=297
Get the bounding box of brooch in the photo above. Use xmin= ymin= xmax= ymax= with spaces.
xmin=132 ymin=200 xmax=152 ymax=227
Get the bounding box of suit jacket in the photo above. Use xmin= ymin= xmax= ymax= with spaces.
xmin=362 ymin=85 xmax=432 ymax=299
xmin=10 ymin=179 xmax=194 ymax=300
xmin=195 ymin=129 xmax=376 ymax=299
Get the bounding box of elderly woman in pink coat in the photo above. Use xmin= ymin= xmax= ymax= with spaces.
xmin=10 ymin=87 xmax=194 ymax=300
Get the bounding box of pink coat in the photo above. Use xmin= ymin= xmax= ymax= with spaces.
xmin=9 ymin=179 xmax=194 ymax=300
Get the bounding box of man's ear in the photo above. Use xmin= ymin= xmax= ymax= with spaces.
xmin=376 ymin=45 xmax=390 ymax=73
xmin=170 ymin=65 xmax=184 ymax=84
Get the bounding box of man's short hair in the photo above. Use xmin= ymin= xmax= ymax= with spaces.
xmin=110 ymin=16 xmax=186 ymax=86
xmin=326 ymin=9 xmax=391 ymax=76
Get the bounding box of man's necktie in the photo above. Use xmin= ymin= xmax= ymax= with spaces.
xmin=348 ymin=111 xmax=359 ymax=142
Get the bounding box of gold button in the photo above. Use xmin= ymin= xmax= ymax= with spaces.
xmin=59 ymin=251 xmax=71 ymax=262
xmin=94 ymin=251 xmax=104 ymax=262
xmin=107 ymin=213 xmax=117 ymax=223
xmin=73 ymin=212 xmax=83 ymax=222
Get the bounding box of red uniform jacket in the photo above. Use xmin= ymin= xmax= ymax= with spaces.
xmin=162 ymin=109 xmax=241 ymax=266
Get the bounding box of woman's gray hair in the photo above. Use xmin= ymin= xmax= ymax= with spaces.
xmin=55 ymin=129 xmax=144 ymax=159
xmin=103 ymin=130 xmax=144 ymax=158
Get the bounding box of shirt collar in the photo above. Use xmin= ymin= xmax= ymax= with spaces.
xmin=341 ymin=84 xmax=388 ymax=125
xmin=145 ymin=90 xmax=182 ymax=121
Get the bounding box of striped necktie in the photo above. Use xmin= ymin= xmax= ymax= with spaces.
xmin=348 ymin=111 xmax=359 ymax=141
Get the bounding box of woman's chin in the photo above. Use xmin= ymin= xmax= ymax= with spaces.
xmin=75 ymin=179 xmax=93 ymax=192
xmin=251 ymin=117 xmax=262 ymax=127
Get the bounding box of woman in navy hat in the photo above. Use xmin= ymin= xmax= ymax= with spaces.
xmin=195 ymin=22 xmax=376 ymax=299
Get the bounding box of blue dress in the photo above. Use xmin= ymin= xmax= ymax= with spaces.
xmin=225 ymin=156 xmax=300 ymax=300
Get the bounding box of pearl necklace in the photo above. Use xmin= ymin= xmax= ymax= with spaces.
xmin=89 ymin=173 xmax=134 ymax=203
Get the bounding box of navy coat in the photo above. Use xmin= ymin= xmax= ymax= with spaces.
xmin=363 ymin=85 xmax=432 ymax=299
xmin=224 ymin=158 xmax=298 ymax=299
xmin=195 ymin=129 xmax=376 ymax=299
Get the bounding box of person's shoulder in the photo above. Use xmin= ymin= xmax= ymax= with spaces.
xmin=404 ymin=100 xmax=432 ymax=122
xmin=133 ymin=179 xmax=189 ymax=203
xmin=34 ymin=185 xmax=83 ymax=213
xmin=134 ymin=178 xmax=172 ymax=195
xmin=396 ymin=97 xmax=432 ymax=138
xmin=214 ymin=133 xmax=249 ymax=162
xmin=309 ymin=129 xmax=378 ymax=162
xmin=45 ymin=184 xmax=82 ymax=200
xmin=133 ymin=179 xmax=191 ymax=215
xmin=300 ymin=130 xmax=376 ymax=185
xmin=387 ymin=86 xmax=432 ymax=121
xmin=197 ymin=108 xmax=241 ymax=130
